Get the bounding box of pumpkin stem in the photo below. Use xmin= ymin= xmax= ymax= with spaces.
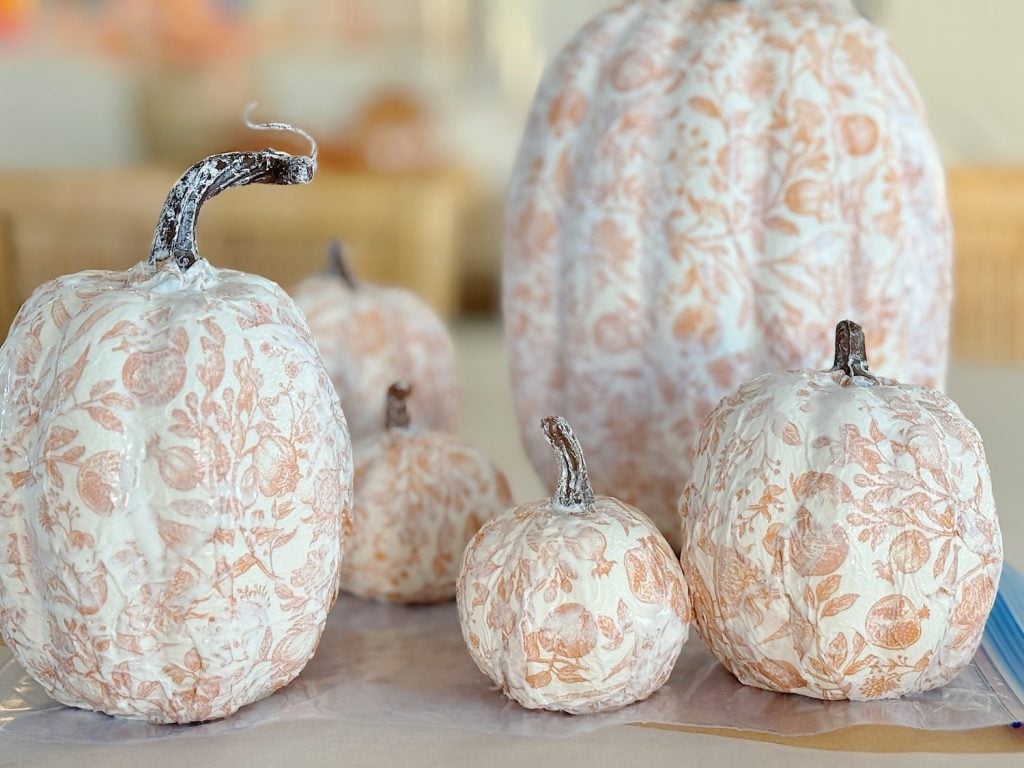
xmin=326 ymin=239 xmax=359 ymax=289
xmin=541 ymin=416 xmax=595 ymax=511
xmin=150 ymin=103 xmax=317 ymax=271
xmin=830 ymin=319 xmax=878 ymax=383
xmin=386 ymin=381 xmax=413 ymax=429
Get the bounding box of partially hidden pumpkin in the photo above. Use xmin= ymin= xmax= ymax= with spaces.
xmin=291 ymin=240 xmax=460 ymax=442
xmin=0 ymin=116 xmax=353 ymax=723
xmin=458 ymin=416 xmax=689 ymax=714
xmin=679 ymin=321 xmax=1002 ymax=700
xmin=341 ymin=381 xmax=512 ymax=604
xmin=504 ymin=0 xmax=952 ymax=549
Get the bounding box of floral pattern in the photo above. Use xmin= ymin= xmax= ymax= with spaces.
xmin=342 ymin=430 xmax=512 ymax=605
xmin=457 ymin=497 xmax=690 ymax=714
xmin=679 ymin=367 xmax=1002 ymax=700
xmin=503 ymin=0 xmax=952 ymax=549
xmin=0 ymin=258 xmax=353 ymax=723
xmin=291 ymin=273 xmax=460 ymax=443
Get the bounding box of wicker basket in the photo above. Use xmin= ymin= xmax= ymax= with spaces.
xmin=947 ymin=167 xmax=1024 ymax=365
xmin=0 ymin=168 xmax=467 ymax=339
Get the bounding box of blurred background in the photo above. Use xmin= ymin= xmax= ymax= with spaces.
xmin=0 ymin=1 xmax=1022 ymax=559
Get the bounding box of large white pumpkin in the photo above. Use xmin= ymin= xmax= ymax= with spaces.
xmin=504 ymin=0 xmax=952 ymax=549
xmin=679 ymin=322 xmax=1002 ymax=700
xmin=0 ymin=120 xmax=353 ymax=723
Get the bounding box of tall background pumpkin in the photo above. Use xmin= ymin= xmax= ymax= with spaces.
xmin=503 ymin=0 xmax=953 ymax=548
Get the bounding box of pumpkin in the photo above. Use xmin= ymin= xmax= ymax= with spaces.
xmin=341 ymin=381 xmax=512 ymax=604
xmin=503 ymin=0 xmax=952 ymax=549
xmin=457 ymin=416 xmax=689 ymax=714
xmin=679 ymin=321 xmax=1002 ymax=700
xmin=291 ymin=240 xmax=460 ymax=442
xmin=0 ymin=116 xmax=353 ymax=723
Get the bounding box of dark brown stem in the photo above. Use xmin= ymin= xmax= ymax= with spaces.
xmin=326 ymin=239 xmax=359 ymax=289
xmin=541 ymin=416 xmax=595 ymax=511
xmin=386 ymin=381 xmax=412 ymax=430
xmin=830 ymin=319 xmax=878 ymax=383
xmin=150 ymin=106 xmax=317 ymax=271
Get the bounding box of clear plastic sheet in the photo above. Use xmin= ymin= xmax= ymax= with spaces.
xmin=2 ymin=586 xmax=1021 ymax=744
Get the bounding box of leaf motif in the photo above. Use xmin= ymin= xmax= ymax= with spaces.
xmin=525 ymin=670 xmax=552 ymax=689
xmin=7 ymin=470 xmax=32 ymax=488
xmin=162 ymin=664 xmax=189 ymax=685
xmin=45 ymin=460 xmax=63 ymax=489
xmin=100 ymin=392 xmax=136 ymax=410
xmin=56 ymin=346 xmax=90 ymax=399
xmin=231 ymin=553 xmax=259 ymax=577
xmin=51 ymin=298 xmax=71 ymax=328
xmin=767 ymin=217 xmax=799 ymax=236
xmin=933 ymin=538 xmax=952 ymax=578
xmin=101 ymin=320 xmax=139 ymax=342
xmin=689 ymin=96 xmax=720 ymax=118
xmin=137 ymin=680 xmax=160 ymax=697
xmin=184 ymin=648 xmax=202 ymax=672
xmin=86 ymin=407 xmax=123 ymax=433
xmin=554 ymin=667 xmax=588 ymax=684
xmin=816 ymin=574 xmax=841 ymax=603
xmin=822 ymin=593 xmax=859 ymax=617
xmin=89 ymin=379 xmax=116 ymax=399
xmin=258 ymin=627 xmax=273 ymax=662
xmin=45 ymin=427 xmax=78 ymax=452
xmin=117 ymin=632 xmax=143 ymax=654
xmin=825 ymin=633 xmax=849 ymax=670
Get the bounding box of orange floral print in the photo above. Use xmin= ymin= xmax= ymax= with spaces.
xmin=341 ymin=384 xmax=512 ymax=605
xmin=680 ymin=324 xmax=1001 ymax=700
xmin=0 ymin=257 xmax=353 ymax=723
xmin=504 ymin=0 xmax=952 ymax=550
xmin=458 ymin=417 xmax=689 ymax=715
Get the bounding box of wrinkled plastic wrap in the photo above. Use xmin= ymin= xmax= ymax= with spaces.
xmin=2 ymin=582 xmax=1021 ymax=744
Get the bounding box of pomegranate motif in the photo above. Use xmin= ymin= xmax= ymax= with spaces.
xmin=537 ymin=603 xmax=599 ymax=659
xmin=865 ymin=595 xmax=926 ymax=651
xmin=77 ymin=451 xmax=129 ymax=516
xmin=458 ymin=416 xmax=689 ymax=714
xmin=121 ymin=328 xmax=189 ymax=406
xmin=681 ymin=321 xmax=1002 ymax=700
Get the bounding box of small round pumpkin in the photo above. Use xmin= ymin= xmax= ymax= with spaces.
xmin=291 ymin=241 xmax=460 ymax=442
xmin=341 ymin=382 xmax=512 ymax=604
xmin=0 ymin=117 xmax=353 ymax=723
xmin=680 ymin=321 xmax=1002 ymax=700
xmin=458 ymin=416 xmax=689 ymax=714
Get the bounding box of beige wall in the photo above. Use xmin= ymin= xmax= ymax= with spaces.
xmin=877 ymin=0 xmax=1024 ymax=164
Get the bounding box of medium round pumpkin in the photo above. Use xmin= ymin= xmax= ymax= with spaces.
xmin=458 ymin=416 xmax=689 ymax=714
xmin=341 ymin=382 xmax=512 ymax=604
xmin=291 ymin=241 xmax=460 ymax=442
xmin=504 ymin=0 xmax=952 ymax=549
xmin=679 ymin=321 xmax=1002 ymax=700
xmin=0 ymin=118 xmax=353 ymax=723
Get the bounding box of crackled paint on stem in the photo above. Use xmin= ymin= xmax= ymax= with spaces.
xmin=326 ymin=239 xmax=360 ymax=289
xmin=386 ymin=381 xmax=413 ymax=430
xmin=831 ymin=319 xmax=878 ymax=384
xmin=541 ymin=416 xmax=595 ymax=512
xmin=150 ymin=106 xmax=318 ymax=271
